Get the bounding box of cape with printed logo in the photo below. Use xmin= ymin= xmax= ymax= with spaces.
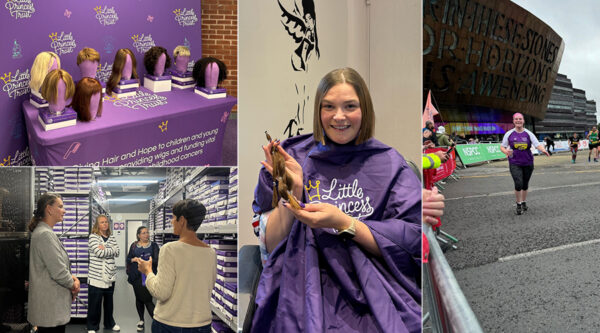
xmin=251 ymin=134 xmax=421 ymax=333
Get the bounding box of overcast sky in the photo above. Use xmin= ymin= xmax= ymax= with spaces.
xmin=512 ymin=0 xmax=600 ymax=106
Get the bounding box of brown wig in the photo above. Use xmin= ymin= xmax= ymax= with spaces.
xmin=192 ymin=57 xmax=227 ymax=87
xmin=40 ymin=69 xmax=75 ymax=104
xmin=313 ymin=68 xmax=375 ymax=145
xmin=106 ymin=48 xmax=138 ymax=95
xmin=91 ymin=214 xmax=112 ymax=237
xmin=71 ymin=78 xmax=103 ymax=121
xmin=76 ymin=47 xmax=100 ymax=65
xmin=28 ymin=193 xmax=61 ymax=232
xmin=144 ymin=46 xmax=171 ymax=75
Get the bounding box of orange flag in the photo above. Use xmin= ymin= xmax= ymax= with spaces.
xmin=423 ymin=90 xmax=439 ymax=128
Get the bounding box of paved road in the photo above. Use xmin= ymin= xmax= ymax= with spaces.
xmin=435 ymin=151 xmax=600 ymax=332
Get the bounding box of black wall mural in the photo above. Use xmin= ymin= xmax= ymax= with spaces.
xmin=278 ymin=0 xmax=319 ymax=138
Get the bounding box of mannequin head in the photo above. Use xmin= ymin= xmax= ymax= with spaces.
xmin=144 ymin=46 xmax=171 ymax=76
xmin=71 ymin=78 xmax=103 ymax=121
xmin=77 ymin=48 xmax=100 ymax=79
xmin=30 ymin=52 xmax=61 ymax=93
xmin=192 ymin=57 xmax=227 ymax=89
xmin=106 ymin=48 xmax=138 ymax=95
xmin=172 ymin=45 xmax=191 ymax=73
xmin=41 ymin=69 xmax=75 ymax=114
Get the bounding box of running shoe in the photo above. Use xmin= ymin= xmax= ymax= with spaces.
xmin=516 ymin=203 xmax=522 ymax=215
xmin=522 ymin=202 xmax=528 ymax=211
xmin=137 ymin=321 xmax=144 ymax=331
xmin=572 ymin=160 xmax=575 ymax=164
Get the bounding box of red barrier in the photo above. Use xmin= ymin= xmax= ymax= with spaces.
xmin=423 ymin=147 xmax=456 ymax=189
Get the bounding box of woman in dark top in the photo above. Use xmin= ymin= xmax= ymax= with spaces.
xmin=126 ymin=226 xmax=159 ymax=332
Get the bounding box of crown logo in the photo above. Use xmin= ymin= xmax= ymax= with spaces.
xmin=1 ymin=156 xmax=11 ymax=166
xmin=93 ymin=6 xmax=102 ymax=13
xmin=159 ymin=121 xmax=168 ymax=132
xmin=0 ymin=72 xmax=11 ymax=84
xmin=49 ymin=32 xmax=59 ymax=41
xmin=131 ymin=34 xmax=139 ymax=42
xmin=173 ymin=9 xmax=182 ymax=16
xmin=305 ymin=180 xmax=321 ymax=201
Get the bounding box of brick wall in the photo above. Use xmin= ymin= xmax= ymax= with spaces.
xmin=202 ymin=0 xmax=237 ymax=111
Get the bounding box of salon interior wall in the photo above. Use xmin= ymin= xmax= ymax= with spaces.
xmin=239 ymin=0 xmax=421 ymax=247
xmin=108 ymin=209 xmax=149 ymax=267
xmin=0 ymin=0 xmax=203 ymax=165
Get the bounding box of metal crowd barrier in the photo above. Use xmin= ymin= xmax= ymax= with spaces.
xmin=423 ymin=225 xmax=483 ymax=333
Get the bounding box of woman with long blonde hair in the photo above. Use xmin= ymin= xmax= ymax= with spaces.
xmin=87 ymin=215 xmax=120 ymax=333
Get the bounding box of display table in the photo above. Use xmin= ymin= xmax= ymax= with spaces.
xmin=23 ymin=88 xmax=236 ymax=166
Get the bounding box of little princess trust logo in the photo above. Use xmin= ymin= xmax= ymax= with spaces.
xmin=94 ymin=5 xmax=118 ymax=26
xmin=49 ymin=32 xmax=77 ymax=56
xmin=112 ymin=91 xmax=167 ymax=110
xmin=1 ymin=69 xmax=31 ymax=99
xmin=131 ymin=34 xmax=155 ymax=53
xmin=173 ymin=8 xmax=198 ymax=27
xmin=96 ymin=62 xmax=112 ymax=83
xmin=5 ymin=0 xmax=35 ymax=19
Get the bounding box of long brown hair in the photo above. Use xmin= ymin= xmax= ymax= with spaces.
xmin=28 ymin=193 xmax=61 ymax=232
xmin=313 ymin=68 xmax=375 ymax=145
xmin=106 ymin=48 xmax=138 ymax=95
xmin=71 ymin=78 xmax=103 ymax=121
xmin=91 ymin=214 xmax=112 ymax=237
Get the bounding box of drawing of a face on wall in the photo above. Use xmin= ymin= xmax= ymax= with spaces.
xmin=278 ymin=0 xmax=319 ymax=71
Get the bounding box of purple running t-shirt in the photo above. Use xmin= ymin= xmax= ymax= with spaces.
xmin=502 ymin=128 xmax=540 ymax=166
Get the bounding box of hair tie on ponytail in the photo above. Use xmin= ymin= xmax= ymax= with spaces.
xmin=32 ymin=209 xmax=38 ymax=216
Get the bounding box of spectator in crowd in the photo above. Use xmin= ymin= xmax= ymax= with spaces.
xmin=423 ymin=120 xmax=438 ymax=146
xmin=436 ymin=126 xmax=454 ymax=147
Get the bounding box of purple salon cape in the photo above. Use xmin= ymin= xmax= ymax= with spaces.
xmin=251 ymin=134 xmax=422 ymax=332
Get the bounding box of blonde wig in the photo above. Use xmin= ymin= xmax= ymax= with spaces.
xmin=312 ymin=68 xmax=375 ymax=145
xmin=77 ymin=47 xmax=100 ymax=65
xmin=40 ymin=69 xmax=75 ymax=105
xmin=106 ymin=48 xmax=138 ymax=95
xmin=172 ymin=45 xmax=191 ymax=59
xmin=29 ymin=51 xmax=61 ymax=93
xmin=91 ymin=214 xmax=112 ymax=237
xmin=71 ymin=78 xmax=103 ymax=121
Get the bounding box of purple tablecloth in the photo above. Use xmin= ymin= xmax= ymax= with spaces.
xmin=23 ymin=88 xmax=236 ymax=166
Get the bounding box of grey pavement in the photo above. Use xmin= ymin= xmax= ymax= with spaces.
xmin=434 ymin=151 xmax=600 ymax=332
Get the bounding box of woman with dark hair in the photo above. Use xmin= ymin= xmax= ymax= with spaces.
xmin=126 ymin=226 xmax=159 ymax=331
xmin=251 ymin=67 xmax=422 ymax=332
xmin=28 ymin=193 xmax=80 ymax=333
xmin=134 ymin=199 xmax=216 ymax=333
xmin=87 ymin=215 xmax=120 ymax=333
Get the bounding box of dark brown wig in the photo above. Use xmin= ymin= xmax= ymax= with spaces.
xmin=71 ymin=78 xmax=103 ymax=121
xmin=192 ymin=57 xmax=227 ymax=88
xmin=143 ymin=46 xmax=171 ymax=75
xmin=106 ymin=48 xmax=138 ymax=95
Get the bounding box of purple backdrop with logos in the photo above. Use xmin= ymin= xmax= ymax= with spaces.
xmin=1 ymin=0 xmax=202 ymax=165
xmin=23 ymin=89 xmax=236 ymax=166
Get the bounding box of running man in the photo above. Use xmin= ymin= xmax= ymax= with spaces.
xmin=587 ymin=127 xmax=599 ymax=162
xmin=500 ymin=113 xmax=550 ymax=215
xmin=568 ymin=132 xmax=580 ymax=163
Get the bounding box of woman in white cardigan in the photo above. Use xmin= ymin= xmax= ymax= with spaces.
xmin=87 ymin=215 xmax=120 ymax=333
xmin=135 ymin=199 xmax=216 ymax=333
